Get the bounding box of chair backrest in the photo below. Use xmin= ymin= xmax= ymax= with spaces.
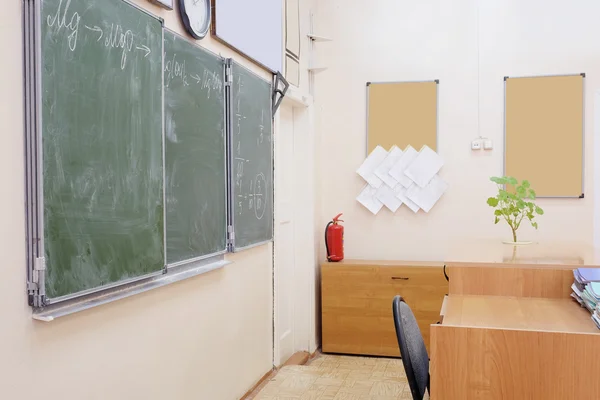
xmin=392 ymin=295 xmax=430 ymax=400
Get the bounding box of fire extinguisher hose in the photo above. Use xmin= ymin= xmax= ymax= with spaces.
xmin=324 ymin=221 xmax=333 ymax=261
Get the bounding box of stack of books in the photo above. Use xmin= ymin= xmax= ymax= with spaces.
xmin=591 ymin=284 xmax=600 ymax=329
xmin=572 ymin=268 xmax=600 ymax=329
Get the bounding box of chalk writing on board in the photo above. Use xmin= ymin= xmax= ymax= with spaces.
xmin=104 ymin=24 xmax=134 ymax=70
xmin=164 ymin=52 xmax=223 ymax=99
xmin=46 ymin=0 xmax=80 ymax=51
xmin=165 ymin=53 xmax=189 ymax=87
xmin=47 ymin=0 xmax=152 ymax=69
xmin=233 ymin=75 xmax=269 ymax=220
xmin=258 ymin=109 xmax=265 ymax=146
xmin=253 ymin=173 xmax=267 ymax=219
xmin=84 ymin=25 xmax=103 ymax=42
xmin=234 ymin=76 xmax=245 ymax=215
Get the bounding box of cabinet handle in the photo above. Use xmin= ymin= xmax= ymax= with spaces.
xmin=391 ymin=277 xmax=409 ymax=280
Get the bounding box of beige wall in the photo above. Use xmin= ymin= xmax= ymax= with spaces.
xmin=0 ymin=1 xmax=303 ymax=399
xmin=315 ymin=0 xmax=600 ymax=261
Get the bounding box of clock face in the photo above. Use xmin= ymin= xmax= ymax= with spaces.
xmin=180 ymin=0 xmax=211 ymax=39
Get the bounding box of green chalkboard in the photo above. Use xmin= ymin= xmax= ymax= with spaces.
xmin=41 ymin=0 xmax=164 ymax=300
xmin=230 ymin=62 xmax=274 ymax=250
xmin=164 ymin=32 xmax=227 ymax=264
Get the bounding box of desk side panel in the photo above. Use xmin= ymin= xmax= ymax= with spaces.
xmin=448 ymin=266 xmax=574 ymax=299
xmin=430 ymin=325 xmax=600 ymax=400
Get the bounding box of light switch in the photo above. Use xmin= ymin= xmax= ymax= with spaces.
xmin=483 ymin=139 xmax=493 ymax=150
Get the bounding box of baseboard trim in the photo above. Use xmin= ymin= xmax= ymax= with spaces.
xmin=281 ymin=351 xmax=310 ymax=367
xmin=240 ymin=351 xmax=318 ymax=399
xmin=240 ymin=368 xmax=276 ymax=400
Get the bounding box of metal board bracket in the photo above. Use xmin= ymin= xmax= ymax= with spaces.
xmin=272 ymin=71 xmax=289 ymax=116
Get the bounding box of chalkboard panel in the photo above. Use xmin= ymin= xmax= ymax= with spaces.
xmin=164 ymin=31 xmax=227 ymax=264
xmin=230 ymin=61 xmax=274 ymax=250
xmin=41 ymin=0 xmax=164 ymax=300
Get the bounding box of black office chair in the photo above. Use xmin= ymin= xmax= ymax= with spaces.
xmin=392 ymin=295 xmax=430 ymax=400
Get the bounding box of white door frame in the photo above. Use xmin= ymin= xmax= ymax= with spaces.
xmin=594 ymin=92 xmax=600 ymax=248
xmin=273 ymin=87 xmax=317 ymax=366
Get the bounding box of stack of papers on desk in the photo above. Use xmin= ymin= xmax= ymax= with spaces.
xmin=574 ymin=268 xmax=600 ymax=285
xmin=582 ymin=283 xmax=600 ymax=313
xmin=594 ymin=306 xmax=600 ymax=329
xmin=572 ymin=269 xmax=600 ymax=329
xmin=589 ymin=283 xmax=600 ymax=328
xmin=572 ymin=270 xmax=586 ymax=305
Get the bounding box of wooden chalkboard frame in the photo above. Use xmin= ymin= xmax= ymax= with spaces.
xmin=226 ymin=60 xmax=274 ymax=252
xmin=26 ymin=0 xmax=167 ymax=306
xmin=163 ymin=28 xmax=229 ymax=268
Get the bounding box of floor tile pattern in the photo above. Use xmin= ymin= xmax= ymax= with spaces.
xmin=252 ymin=354 xmax=429 ymax=400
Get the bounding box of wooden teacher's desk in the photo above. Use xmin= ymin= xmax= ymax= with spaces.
xmin=430 ymin=242 xmax=600 ymax=400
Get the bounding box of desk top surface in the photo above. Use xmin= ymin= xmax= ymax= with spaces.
xmin=326 ymin=241 xmax=600 ymax=269
xmin=442 ymin=295 xmax=600 ymax=334
xmin=444 ymin=240 xmax=600 ymax=268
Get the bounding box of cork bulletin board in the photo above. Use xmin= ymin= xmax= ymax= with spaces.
xmin=366 ymin=80 xmax=438 ymax=154
xmin=505 ymin=74 xmax=584 ymax=198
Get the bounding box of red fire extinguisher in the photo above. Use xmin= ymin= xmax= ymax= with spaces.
xmin=325 ymin=213 xmax=344 ymax=262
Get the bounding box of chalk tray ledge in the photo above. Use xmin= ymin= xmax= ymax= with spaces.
xmin=32 ymin=256 xmax=230 ymax=322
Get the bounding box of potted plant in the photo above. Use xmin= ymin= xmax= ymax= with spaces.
xmin=486 ymin=176 xmax=544 ymax=244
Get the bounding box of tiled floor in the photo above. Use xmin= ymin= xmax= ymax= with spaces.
xmin=251 ymin=354 xmax=429 ymax=400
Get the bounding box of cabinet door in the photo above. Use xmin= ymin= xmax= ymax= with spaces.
xmin=322 ymin=265 xmax=388 ymax=355
xmin=321 ymin=264 xmax=447 ymax=357
xmin=377 ymin=266 xmax=448 ymax=355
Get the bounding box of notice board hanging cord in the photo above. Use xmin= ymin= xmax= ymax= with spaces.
xmin=272 ymin=71 xmax=289 ymax=116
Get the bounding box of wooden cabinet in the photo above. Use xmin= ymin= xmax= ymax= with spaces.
xmin=321 ymin=260 xmax=448 ymax=357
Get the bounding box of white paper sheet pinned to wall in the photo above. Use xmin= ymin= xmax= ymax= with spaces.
xmin=376 ymin=184 xmax=403 ymax=213
xmin=405 ymin=175 xmax=448 ymax=212
xmin=374 ymin=146 xmax=403 ymax=188
xmin=404 ymin=145 xmax=444 ymax=188
xmin=356 ymin=146 xmax=388 ymax=188
xmin=395 ymin=184 xmax=420 ymax=213
xmin=356 ymin=184 xmax=384 ymax=215
xmin=389 ymin=145 xmax=419 ymax=188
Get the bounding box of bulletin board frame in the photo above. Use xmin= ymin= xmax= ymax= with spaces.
xmin=365 ymin=80 xmax=439 ymax=155
xmin=503 ymin=73 xmax=585 ymax=198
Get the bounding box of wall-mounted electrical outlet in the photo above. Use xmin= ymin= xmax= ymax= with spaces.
xmin=471 ymin=139 xmax=482 ymax=150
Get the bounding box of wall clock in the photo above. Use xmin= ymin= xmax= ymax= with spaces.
xmin=178 ymin=0 xmax=211 ymax=39
xmin=148 ymin=0 xmax=174 ymax=10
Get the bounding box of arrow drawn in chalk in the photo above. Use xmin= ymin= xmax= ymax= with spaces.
xmin=135 ymin=45 xmax=151 ymax=57
xmin=190 ymin=74 xmax=202 ymax=84
xmin=84 ymin=25 xmax=103 ymax=42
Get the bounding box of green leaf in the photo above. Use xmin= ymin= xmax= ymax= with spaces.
xmin=494 ymin=217 xmax=500 ymax=224
xmin=487 ymin=197 xmax=499 ymax=207
xmin=532 ymin=222 xmax=538 ymax=229
xmin=506 ymin=177 xmax=518 ymax=185
xmin=494 ymin=209 xmax=502 ymax=216
xmin=535 ymin=206 xmax=544 ymax=215
xmin=522 ymin=180 xmax=530 ymax=188
xmin=490 ymin=176 xmax=508 ymax=184
xmin=529 ymin=189 xmax=536 ymax=199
